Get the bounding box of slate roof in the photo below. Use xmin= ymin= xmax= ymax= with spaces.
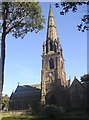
xmin=10 ymin=85 xmax=41 ymax=99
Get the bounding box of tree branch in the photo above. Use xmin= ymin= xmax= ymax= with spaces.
xmin=6 ymin=16 xmax=26 ymax=35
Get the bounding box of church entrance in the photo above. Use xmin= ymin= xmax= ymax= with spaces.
xmin=50 ymin=94 xmax=56 ymax=105
xmin=46 ymin=93 xmax=56 ymax=105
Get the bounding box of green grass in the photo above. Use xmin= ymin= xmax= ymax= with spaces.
xmin=1 ymin=111 xmax=89 ymax=120
xmin=2 ymin=116 xmax=33 ymax=120
xmin=2 ymin=116 xmax=89 ymax=120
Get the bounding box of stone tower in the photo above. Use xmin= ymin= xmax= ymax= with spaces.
xmin=41 ymin=5 xmax=67 ymax=105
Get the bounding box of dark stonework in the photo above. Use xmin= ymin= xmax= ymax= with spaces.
xmin=9 ymin=85 xmax=41 ymax=110
xmin=69 ymin=77 xmax=87 ymax=109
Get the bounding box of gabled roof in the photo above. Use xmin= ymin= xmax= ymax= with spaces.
xmin=15 ymin=85 xmax=40 ymax=93
xmin=69 ymin=77 xmax=85 ymax=89
xmin=10 ymin=85 xmax=41 ymax=99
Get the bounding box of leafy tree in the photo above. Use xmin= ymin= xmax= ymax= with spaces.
xmin=81 ymin=74 xmax=89 ymax=82
xmin=39 ymin=105 xmax=62 ymax=118
xmin=0 ymin=2 xmax=45 ymax=91
xmin=80 ymin=74 xmax=89 ymax=114
xmin=55 ymin=2 xmax=89 ymax=32
xmin=2 ymin=94 xmax=9 ymax=110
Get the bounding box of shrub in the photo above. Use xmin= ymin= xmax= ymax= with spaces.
xmin=39 ymin=105 xmax=62 ymax=118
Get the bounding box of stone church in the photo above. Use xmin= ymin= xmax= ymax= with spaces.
xmin=41 ymin=5 xmax=70 ymax=106
xmin=9 ymin=5 xmax=86 ymax=110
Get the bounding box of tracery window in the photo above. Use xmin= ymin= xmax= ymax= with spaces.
xmin=49 ymin=58 xmax=54 ymax=69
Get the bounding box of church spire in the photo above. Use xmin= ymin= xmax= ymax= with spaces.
xmin=41 ymin=5 xmax=66 ymax=104
xmin=46 ymin=5 xmax=58 ymax=41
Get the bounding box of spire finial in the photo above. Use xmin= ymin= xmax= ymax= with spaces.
xmin=49 ymin=4 xmax=52 ymax=17
xmin=47 ymin=4 xmax=58 ymax=42
xmin=50 ymin=4 xmax=52 ymax=8
xmin=18 ymin=82 xmax=19 ymax=86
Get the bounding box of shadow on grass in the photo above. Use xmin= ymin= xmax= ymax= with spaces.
xmin=2 ymin=116 xmax=89 ymax=120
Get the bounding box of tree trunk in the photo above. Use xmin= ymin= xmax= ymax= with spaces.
xmin=1 ymin=2 xmax=8 ymax=92
xmin=1 ymin=10 xmax=6 ymax=92
xmin=1 ymin=33 xmax=6 ymax=92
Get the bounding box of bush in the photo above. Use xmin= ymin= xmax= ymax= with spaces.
xmin=39 ymin=105 xmax=62 ymax=118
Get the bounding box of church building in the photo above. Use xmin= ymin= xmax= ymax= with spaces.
xmin=9 ymin=5 xmax=86 ymax=110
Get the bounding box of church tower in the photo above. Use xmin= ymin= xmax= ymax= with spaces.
xmin=41 ymin=5 xmax=67 ymax=105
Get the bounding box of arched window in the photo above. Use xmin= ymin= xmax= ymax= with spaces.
xmin=45 ymin=93 xmax=56 ymax=105
xmin=50 ymin=41 xmax=53 ymax=51
xmin=49 ymin=58 xmax=54 ymax=69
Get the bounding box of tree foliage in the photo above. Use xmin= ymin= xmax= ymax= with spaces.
xmin=55 ymin=2 xmax=89 ymax=32
xmin=80 ymin=74 xmax=89 ymax=113
xmin=2 ymin=94 xmax=9 ymax=110
xmin=80 ymin=74 xmax=89 ymax=82
xmin=39 ymin=105 xmax=62 ymax=118
xmin=0 ymin=2 xmax=45 ymax=91
xmin=1 ymin=2 xmax=45 ymax=38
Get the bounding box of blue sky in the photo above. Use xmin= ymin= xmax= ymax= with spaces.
xmin=3 ymin=2 xmax=87 ymax=96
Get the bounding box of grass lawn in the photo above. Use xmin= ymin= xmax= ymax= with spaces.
xmin=1 ymin=111 xmax=89 ymax=120
xmin=2 ymin=115 xmax=89 ymax=120
xmin=2 ymin=116 xmax=89 ymax=120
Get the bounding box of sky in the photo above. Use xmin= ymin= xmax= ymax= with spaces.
xmin=3 ymin=2 xmax=87 ymax=96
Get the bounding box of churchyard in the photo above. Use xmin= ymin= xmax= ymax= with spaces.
xmin=1 ymin=110 xmax=88 ymax=120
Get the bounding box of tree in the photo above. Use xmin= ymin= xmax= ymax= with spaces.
xmin=39 ymin=105 xmax=62 ymax=118
xmin=81 ymin=74 xmax=89 ymax=82
xmin=0 ymin=2 xmax=45 ymax=91
xmin=80 ymin=74 xmax=89 ymax=114
xmin=55 ymin=2 xmax=89 ymax=32
xmin=2 ymin=94 xmax=9 ymax=111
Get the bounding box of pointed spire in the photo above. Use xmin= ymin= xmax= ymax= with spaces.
xmin=47 ymin=5 xmax=58 ymax=41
